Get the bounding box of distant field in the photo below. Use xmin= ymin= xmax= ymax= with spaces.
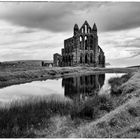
xmin=0 ymin=60 xmax=53 ymax=67
xmin=0 ymin=60 xmax=139 ymax=88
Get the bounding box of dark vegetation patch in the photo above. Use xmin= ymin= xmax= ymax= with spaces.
xmin=128 ymin=107 xmax=140 ymax=117
xmin=109 ymin=118 xmax=118 ymax=127
xmin=130 ymin=127 xmax=140 ymax=133
xmin=0 ymin=76 xmax=8 ymax=82
xmin=70 ymin=95 xmax=113 ymax=120
xmin=96 ymin=121 xmax=106 ymax=128
xmin=108 ymin=73 xmax=132 ymax=96
xmin=0 ymin=97 xmax=72 ymax=138
xmin=0 ymin=93 xmax=115 ymax=138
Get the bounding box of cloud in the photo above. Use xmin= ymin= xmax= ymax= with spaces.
xmin=0 ymin=2 xmax=85 ymax=32
xmin=125 ymin=48 xmax=140 ymax=58
xmin=0 ymin=2 xmax=140 ymax=32
xmin=89 ymin=2 xmax=140 ymax=32
xmin=0 ymin=20 xmax=71 ymax=61
xmin=0 ymin=2 xmax=140 ymax=66
xmin=98 ymin=27 xmax=140 ymax=62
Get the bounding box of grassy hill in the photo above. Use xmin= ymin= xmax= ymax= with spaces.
xmin=0 ymin=60 xmax=53 ymax=67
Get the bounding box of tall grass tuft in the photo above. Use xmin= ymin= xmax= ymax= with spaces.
xmin=0 ymin=93 xmax=115 ymax=138
xmin=70 ymin=95 xmax=113 ymax=120
xmin=0 ymin=94 xmax=72 ymax=138
xmin=108 ymin=73 xmax=132 ymax=96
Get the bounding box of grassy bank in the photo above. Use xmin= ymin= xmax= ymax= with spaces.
xmin=0 ymin=68 xmax=140 ymax=138
xmin=0 ymin=93 xmax=113 ymax=138
xmin=0 ymin=92 xmax=116 ymax=138
xmin=70 ymin=96 xmax=140 ymax=138
xmin=0 ymin=64 xmax=138 ymax=88
xmin=69 ymin=71 xmax=140 ymax=138
xmin=0 ymin=95 xmax=72 ymax=138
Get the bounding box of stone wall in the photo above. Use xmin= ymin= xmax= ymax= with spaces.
xmin=53 ymin=21 xmax=105 ymax=67
xmin=53 ymin=53 xmax=62 ymax=67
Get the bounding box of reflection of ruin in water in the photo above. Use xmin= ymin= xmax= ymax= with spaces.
xmin=62 ymin=74 xmax=105 ymax=101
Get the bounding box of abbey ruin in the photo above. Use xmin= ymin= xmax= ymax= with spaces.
xmin=53 ymin=21 xmax=105 ymax=67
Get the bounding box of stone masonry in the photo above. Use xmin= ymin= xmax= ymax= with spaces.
xmin=53 ymin=21 xmax=105 ymax=67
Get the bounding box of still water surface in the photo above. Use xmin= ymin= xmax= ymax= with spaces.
xmin=0 ymin=73 xmax=124 ymax=103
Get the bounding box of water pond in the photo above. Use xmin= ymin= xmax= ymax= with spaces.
xmin=0 ymin=73 xmax=125 ymax=104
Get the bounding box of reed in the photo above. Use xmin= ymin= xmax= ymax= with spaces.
xmin=0 ymin=95 xmax=72 ymax=138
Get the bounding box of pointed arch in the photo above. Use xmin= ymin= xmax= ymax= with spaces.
xmin=80 ymin=36 xmax=83 ymax=49
xmin=90 ymin=35 xmax=93 ymax=50
xmin=88 ymin=28 xmax=91 ymax=33
xmin=80 ymin=36 xmax=82 ymax=41
xmin=85 ymin=36 xmax=88 ymax=50
xmin=85 ymin=24 xmax=88 ymax=33
xmin=81 ymin=28 xmax=84 ymax=33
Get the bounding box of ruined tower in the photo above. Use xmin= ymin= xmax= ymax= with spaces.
xmin=53 ymin=21 xmax=105 ymax=67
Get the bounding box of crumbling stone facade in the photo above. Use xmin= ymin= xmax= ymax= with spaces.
xmin=53 ymin=53 xmax=62 ymax=66
xmin=53 ymin=21 xmax=105 ymax=67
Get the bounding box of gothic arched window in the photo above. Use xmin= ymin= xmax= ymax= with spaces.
xmin=80 ymin=36 xmax=83 ymax=49
xmin=81 ymin=28 xmax=84 ymax=33
xmin=88 ymin=28 xmax=91 ymax=33
xmin=85 ymin=36 xmax=88 ymax=50
xmin=90 ymin=36 xmax=93 ymax=50
xmin=80 ymin=53 xmax=83 ymax=63
xmin=85 ymin=53 xmax=88 ymax=63
xmin=85 ymin=25 xmax=88 ymax=33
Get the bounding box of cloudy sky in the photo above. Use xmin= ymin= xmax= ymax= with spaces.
xmin=0 ymin=2 xmax=140 ymax=67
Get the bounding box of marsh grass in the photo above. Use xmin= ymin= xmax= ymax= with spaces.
xmin=70 ymin=95 xmax=113 ymax=120
xmin=0 ymin=71 xmax=136 ymax=138
xmin=0 ymin=95 xmax=72 ymax=138
xmin=108 ymin=73 xmax=132 ymax=96
xmin=69 ymin=71 xmax=140 ymax=138
xmin=0 ymin=92 xmax=115 ymax=138
xmin=69 ymin=96 xmax=140 ymax=138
